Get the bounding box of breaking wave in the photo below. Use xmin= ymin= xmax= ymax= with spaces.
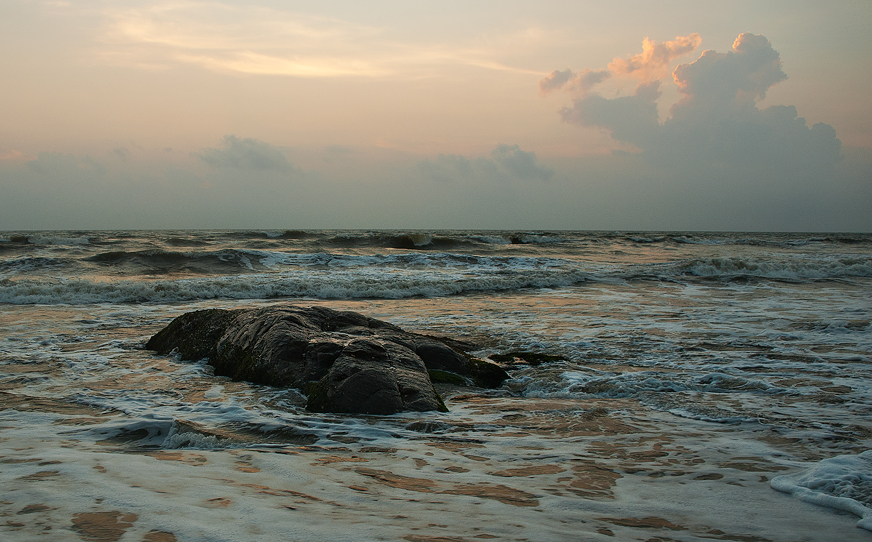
xmin=0 ymin=262 xmax=589 ymax=304
xmin=670 ymin=256 xmax=872 ymax=282
xmin=1 ymin=230 xmax=869 ymax=305
xmin=84 ymin=249 xmax=269 ymax=273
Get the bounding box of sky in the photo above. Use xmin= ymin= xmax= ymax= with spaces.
xmin=1 ymin=0 xmax=870 ymax=231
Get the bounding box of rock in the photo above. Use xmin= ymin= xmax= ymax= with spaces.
xmin=488 ymin=351 xmax=564 ymax=367
xmin=146 ymin=305 xmax=508 ymax=415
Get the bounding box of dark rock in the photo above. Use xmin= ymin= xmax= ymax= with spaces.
xmin=428 ymin=369 xmax=470 ymax=386
xmin=146 ymin=305 xmax=508 ymax=415
xmin=468 ymin=357 xmax=515 ymax=387
xmin=488 ymin=351 xmax=564 ymax=367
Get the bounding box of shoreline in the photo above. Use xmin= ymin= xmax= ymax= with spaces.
xmin=2 ymin=389 xmax=869 ymax=541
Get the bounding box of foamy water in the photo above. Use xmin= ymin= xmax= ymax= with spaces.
xmin=1 ymin=230 xmax=870 ymax=540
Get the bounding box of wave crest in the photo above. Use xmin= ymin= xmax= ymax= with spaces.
xmin=672 ymin=256 xmax=872 ymax=282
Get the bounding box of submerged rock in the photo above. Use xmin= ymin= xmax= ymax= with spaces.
xmin=146 ymin=305 xmax=508 ymax=415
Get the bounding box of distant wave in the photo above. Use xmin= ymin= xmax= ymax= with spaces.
xmin=669 ymin=256 xmax=872 ymax=282
xmin=77 ymin=249 xmax=571 ymax=274
xmin=228 ymin=230 xmax=326 ymax=241
xmin=84 ymin=249 xmax=274 ymax=274
xmin=0 ymin=256 xmax=69 ymax=274
xmin=322 ymin=232 xmax=480 ymax=250
xmin=165 ymin=237 xmax=212 ymax=247
xmin=2 ymin=230 xmax=870 ymax=304
xmin=0 ymin=262 xmax=590 ymax=304
xmin=1 ymin=249 xmax=868 ymax=304
xmin=2 ymin=229 xmax=869 ymax=252
xmin=622 ymin=233 xmax=872 ymax=248
xmin=0 ymin=234 xmax=91 ymax=246
xmin=228 ymin=230 xmax=570 ymax=250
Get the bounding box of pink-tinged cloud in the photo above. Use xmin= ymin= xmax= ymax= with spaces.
xmin=608 ymin=33 xmax=701 ymax=79
xmin=671 ymin=33 xmax=787 ymax=119
xmin=548 ymin=33 xmax=846 ymax=223
xmin=550 ymin=33 xmax=827 ymax=158
xmin=538 ymin=34 xmax=700 ymax=96
xmin=539 ymin=69 xmax=573 ymax=94
xmin=539 ymin=68 xmax=610 ymax=96
xmin=0 ymin=150 xmax=26 ymax=162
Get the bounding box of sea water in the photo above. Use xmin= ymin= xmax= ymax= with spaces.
xmin=1 ymin=230 xmax=870 ymax=540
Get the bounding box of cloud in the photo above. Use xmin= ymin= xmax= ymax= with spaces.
xmin=662 ymin=34 xmax=836 ymax=176
xmin=539 ymin=34 xmax=699 ymax=97
xmin=560 ymin=81 xmax=662 ymax=148
xmin=195 ymin=135 xmax=296 ymax=172
xmin=670 ymin=33 xmax=787 ymax=118
xmin=542 ymin=33 xmax=856 ymax=228
xmin=417 ymin=154 xmax=497 ymax=183
xmin=96 ymin=3 xmax=548 ymax=78
xmin=539 ymin=68 xmax=610 ymax=96
xmin=111 ymin=147 xmax=131 ymax=161
xmin=0 ymin=150 xmax=26 ymax=162
xmin=608 ymin=33 xmax=702 ymax=79
xmin=418 ymin=144 xmax=551 ymax=183
xmin=0 ymin=142 xmax=322 ymax=229
xmin=491 ymin=144 xmax=554 ymax=181
xmin=539 ymin=69 xmax=573 ymax=94
xmin=551 ymin=34 xmax=839 ymax=167
xmin=96 ymin=3 xmax=390 ymax=77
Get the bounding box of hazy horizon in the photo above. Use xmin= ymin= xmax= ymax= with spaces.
xmin=2 ymin=1 xmax=870 ymax=232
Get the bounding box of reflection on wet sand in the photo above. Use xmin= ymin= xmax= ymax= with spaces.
xmin=2 ymin=390 xmax=868 ymax=541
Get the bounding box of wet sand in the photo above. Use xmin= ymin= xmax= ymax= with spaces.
xmin=1 ymin=389 xmax=866 ymax=541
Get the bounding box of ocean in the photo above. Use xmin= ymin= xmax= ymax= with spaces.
xmin=1 ymin=229 xmax=870 ymax=541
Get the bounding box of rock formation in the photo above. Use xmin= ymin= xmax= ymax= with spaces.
xmin=145 ymin=305 xmax=508 ymax=415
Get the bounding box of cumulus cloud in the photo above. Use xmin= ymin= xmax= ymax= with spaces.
xmin=195 ymin=135 xmax=296 ymax=172
xmin=670 ymin=33 xmax=787 ymax=118
xmin=418 ymin=144 xmax=551 ymax=183
xmin=539 ymin=34 xmax=700 ymax=97
xmin=541 ymin=33 xmax=856 ymax=229
xmin=550 ymin=33 xmax=840 ymax=170
xmin=608 ymin=33 xmax=702 ymax=79
xmin=560 ymin=81 xmax=662 ymax=148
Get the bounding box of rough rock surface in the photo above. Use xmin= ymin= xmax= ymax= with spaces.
xmin=145 ymin=305 xmax=508 ymax=415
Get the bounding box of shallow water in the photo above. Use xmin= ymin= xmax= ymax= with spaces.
xmin=1 ymin=230 xmax=870 ymax=540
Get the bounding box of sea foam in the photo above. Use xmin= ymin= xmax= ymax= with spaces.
xmin=771 ymin=451 xmax=872 ymax=531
